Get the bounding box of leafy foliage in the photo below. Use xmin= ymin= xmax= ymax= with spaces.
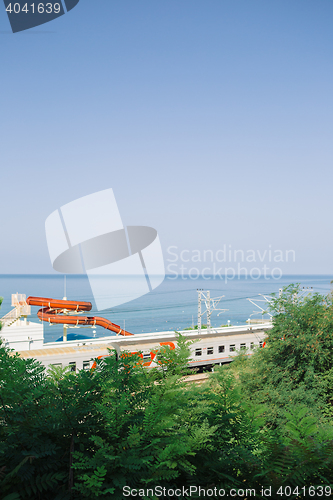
xmin=1 ymin=287 xmax=333 ymax=498
xmin=236 ymin=284 xmax=333 ymax=425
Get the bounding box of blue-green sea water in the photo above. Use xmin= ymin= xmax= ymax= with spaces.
xmin=0 ymin=275 xmax=332 ymax=343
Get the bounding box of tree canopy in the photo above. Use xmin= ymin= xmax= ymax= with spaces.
xmin=1 ymin=285 xmax=333 ymax=499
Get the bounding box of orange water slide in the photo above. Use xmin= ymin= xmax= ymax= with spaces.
xmin=26 ymin=296 xmax=133 ymax=336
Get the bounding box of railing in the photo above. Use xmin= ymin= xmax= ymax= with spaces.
xmin=0 ymin=294 xmax=31 ymax=326
xmin=1 ymin=308 xmax=20 ymax=325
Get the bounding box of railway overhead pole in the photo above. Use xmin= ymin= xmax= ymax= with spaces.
xmin=197 ymin=290 xmax=228 ymax=334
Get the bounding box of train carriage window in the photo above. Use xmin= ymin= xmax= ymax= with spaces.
xmin=259 ymin=341 xmax=263 ymax=348
xmin=83 ymin=361 xmax=90 ymax=370
xmin=229 ymin=345 xmax=236 ymax=352
xmin=195 ymin=348 xmax=202 ymax=356
xmin=50 ymin=363 xmax=62 ymax=368
xmin=218 ymin=345 xmax=225 ymax=353
xmin=250 ymin=342 xmax=255 ymax=349
xmin=207 ymin=347 xmax=213 ymax=355
xmin=69 ymin=362 xmax=76 ymax=372
xmin=240 ymin=343 xmax=246 ymax=350
xmin=143 ymin=353 xmax=151 ymax=359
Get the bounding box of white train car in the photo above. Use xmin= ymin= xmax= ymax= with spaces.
xmin=11 ymin=323 xmax=271 ymax=372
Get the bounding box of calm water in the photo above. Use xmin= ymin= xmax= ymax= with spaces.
xmin=0 ymin=274 xmax=332 ymax=343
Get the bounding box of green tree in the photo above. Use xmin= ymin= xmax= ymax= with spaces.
xmin=71 ymin=339 xmax=214 ymax=498
xmin=2 ymin=289 xmax=333 ymax=498
xmin=237 ymin=284 xmax=333 ymax=425
xmin=0 ymin=342 xmax=67 ymax=499
xmin=221 ymin=284 xmax=333 ymax=490
xmin=0 ymin=341 xmax=110 ymax=499
xmin=152 ymin=332 xmax=194 ymax=378
xmin=0 ymin=335 xmax=221 ymax=498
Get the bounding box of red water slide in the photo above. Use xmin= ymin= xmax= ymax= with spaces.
xmin=26 ymin=296 xmax=133 ymax=336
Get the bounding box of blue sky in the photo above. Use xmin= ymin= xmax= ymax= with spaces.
xmin=0 ymin=0 xmax=333 ymax=274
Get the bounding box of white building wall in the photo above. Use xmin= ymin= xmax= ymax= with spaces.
xmin=1 ymin=319 xmax=44 ymax=350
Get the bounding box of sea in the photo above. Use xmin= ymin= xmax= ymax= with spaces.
xmin=0 ymin=274 xmax=332 ymax=343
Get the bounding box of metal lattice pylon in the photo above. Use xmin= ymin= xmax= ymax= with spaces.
xmin=197 ymin=290 xmax=228 ymax=334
